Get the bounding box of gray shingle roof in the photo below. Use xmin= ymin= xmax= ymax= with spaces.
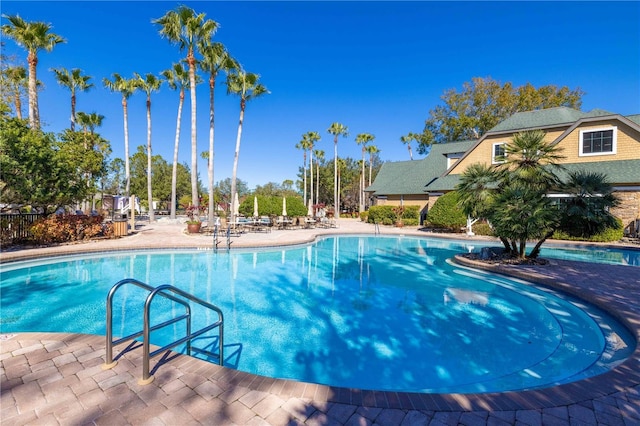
xmin=626 ymin=114 xmax=640 ymax=126
xmin=366 ymin=140 xmax=476 ymax=196
xmin=489 ymin=107 xmax=614 ymax=133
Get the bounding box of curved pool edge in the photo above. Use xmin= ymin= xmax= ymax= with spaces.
xmin=2 ymin=256 xmax=639 ymax=415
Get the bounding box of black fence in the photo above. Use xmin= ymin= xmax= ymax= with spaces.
xmin=0 ymin=213 xmax=45 ymax=244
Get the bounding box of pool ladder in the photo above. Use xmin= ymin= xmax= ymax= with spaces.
xmin=103 ymin=278 xmax=224 ymax=385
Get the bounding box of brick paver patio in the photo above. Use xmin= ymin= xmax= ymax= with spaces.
xmin=1 ymin=219 xmax=639 ymax=425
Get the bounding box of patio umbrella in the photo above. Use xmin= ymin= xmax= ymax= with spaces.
xmin=282 ymin=197 xmax=287 ymax=217
xmin=253 ymin=196 xmax=259 ymax=217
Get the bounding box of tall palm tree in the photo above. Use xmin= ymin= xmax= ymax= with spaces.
xmin=1 ymin=65 xmax=27 ymax=119
xmin=76 ymin=111 xmax=104 ymax=134
xmin=51 ymin=67 xmax=93 ymax=131
xmin=305 ymin=131 xmax=320 ymax=208
xmin=103 ymin=73 xmax=137 ymax=197
xmin=2 ymin=14 xmax=65 ymax=129
xmin=199 ymin=41 xmax=237 ymax=224
xmin=134 ymin=72 xmax=162 ymax=222
xmin=161 ymin=63 xmax=190 ymax=219
xmin=400 ymin=132 xmax=418 ymax=160
xmin=154 ymin=6 xmax=218 ymax=208
xmin=76 ymin=111 xmax=106 ymax=210
xmin=365 ymin=144 xmax=379 ymax=186
xmin=296 ymin=134 xmax=313 ymax=206
xmin=355 ymin=133 xmax=375 ymax=212
xmin=314 ymin=149 xmax=324 ymax=207
xmin=226 ymin=69 xmax=269 ymax=222
xmin=327 ymin=122 xmax=348 ymax=218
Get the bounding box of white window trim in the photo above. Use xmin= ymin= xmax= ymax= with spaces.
xmin=579 ymin=126 xmax=617 ymax=157
xmin=491 ymin=142 xmax=507 ymax=164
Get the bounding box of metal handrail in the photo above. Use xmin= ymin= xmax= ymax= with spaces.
xmin=141 ymin=284 xmax=224 ymax=384
xmin=103 ymin=279 xmax=224 ymax=385
xmin=374 ymin=221 xmax=380 ymax=235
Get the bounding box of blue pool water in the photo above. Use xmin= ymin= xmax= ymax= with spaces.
xmin=0 ymin=236 xmax=635 ymax=393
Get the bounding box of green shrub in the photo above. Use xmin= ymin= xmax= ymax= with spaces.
xmin=402 ymin=218 xmax=419 ymax=226
xmin=552 ymin=218 xmax=623 ymax=242
xmin=382 ymin=217 xmax=393 ymax=226
xmin=367 ymin=206 xmax=396 ymax=224
xmin=427 ymin=191 xmax=466 ymax=229
xmin=402 ymin=205 xmax=420 ymax=220
xmin=472 ymin=222 xmax=494 ymax=236
xmin=359 ymin=211 xmax=369 ymax=222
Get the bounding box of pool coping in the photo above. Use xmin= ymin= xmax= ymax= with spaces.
xmin=2 ymin=221 xmax=639 ymax=417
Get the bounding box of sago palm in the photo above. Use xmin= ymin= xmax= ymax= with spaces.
xmin=154 ymin=5 xmax=218 ymax=207
xmin=133 ymin=72 xmax=162 ymax=222
xmin=327 ymin=122 xmax=348 ymax=218
xmin=51 ymin=67 xmax=93 ymax=131
xmin=2 ymin=14 xmax=65 ymax=129
xmin=559 ymin=170 xmax=620 ymax=238
xmin=226 ymin=69 xmax=269 ymax=221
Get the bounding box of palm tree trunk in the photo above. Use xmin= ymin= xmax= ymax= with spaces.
xmin=360 ymin=149 xmax=365 ymax=212
xmin=146 ymin=98 xmax=155 ymax=222
xmin=170 ymin=88 xmax=184 ymax=219
xmin=70 ymin=92 xmax=76 ymax=131
xmin=529 ymin=230 xmax=555 ymax=259
xmin=27 ymin=52 xmax=39 ymax=129
xmin=208 ymin=74 xmax=216 ymax=225
xmin=122 ymin=97 xmax=131 ymax=197
xmin=14 ymin=93 xmax=22 ymax=120
xmin=303 ymin=152 xmax=307 ymax=207
xmin=309 ymin=150 xmax=314 ymax=209
xmin=334 ymin=139 xmax=339 ymax=218
xmin=230 ymin=101 xmax=245 ymax=223
xmin=316 ymin=161 xmax=320 ymax=208
xmin=188 ymin=51 xmax=199 ymax=207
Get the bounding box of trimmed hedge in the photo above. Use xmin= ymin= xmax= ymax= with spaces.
xmin=426 ymin=192 xmax=466 ymax=229
xmin=552 ymin=218 xmax=624 ymax=242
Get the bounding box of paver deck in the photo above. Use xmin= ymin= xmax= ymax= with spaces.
xmin=1 ymin=219 xmax=639 ymax=425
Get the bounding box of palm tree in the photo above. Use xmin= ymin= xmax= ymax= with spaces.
xmin=161 ymin=63 xmax=190 ymax=219
xmin=327 ymin=122 xmax=348 ymax=218
xmin=2 ymin=14 xmax=65 ymax=129
xmin=199 ymin=41 xmax=237 ymax=224
xmin=226 ymin=69 xmax=269 ymax=222
xmin=400 ymin=132 xmax=418 ymax=160
xmin=457 ymin=130 xmax=566 ymax=258
xmin=365 ymin=144 xmax=379 ymax=186
xmin=76 ymin=111 xmax=106 ymax=210
xmin=1 ymin=65 xmax=27 ymax=119
xmin=51 ymin=67 xmax=93 ymax=131
xmin=355 ymin=133 xmax=375 ymax=212
xmin=103 ymin=73 xmax=138 ymax=197
xmin=305 ymin=131 xmax=320 ymax=208
xmin=76 ymin=111 xmax=104 ymax=134
xmin=296 ymin=134 xmax=313 ymax=206
xmin=154 ymin=6 xmax=218 ymax=208
xmin=314 ymin=149 xmax=324 ymax=207
xmin=133 ymin=72 xmax=162 ymax=222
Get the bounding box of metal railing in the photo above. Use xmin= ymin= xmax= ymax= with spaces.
xmin=104 ymin=278 xmax=224 ymax=384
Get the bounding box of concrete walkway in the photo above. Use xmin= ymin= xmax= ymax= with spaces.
xmin=1 ymin=219 xmax=639 ymax=425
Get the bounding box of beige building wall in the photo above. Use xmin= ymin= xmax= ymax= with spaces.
xmin=554 ymin=120 xmax=640 ymax=163
xmin=449 ymin=129 xmax=566 ymax=174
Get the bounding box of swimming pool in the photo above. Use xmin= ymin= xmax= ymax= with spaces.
xmin=0 ymin=235 xmax=635 ymax=393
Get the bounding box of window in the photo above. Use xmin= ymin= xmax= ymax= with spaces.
xmin=492 ymin=143 xmax=506 ymax=164
xmin=580 ymin=127 xmax=616 ymax=156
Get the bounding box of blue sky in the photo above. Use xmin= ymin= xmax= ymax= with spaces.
xmin=2 ymin=1 xmax=639 ymax=190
